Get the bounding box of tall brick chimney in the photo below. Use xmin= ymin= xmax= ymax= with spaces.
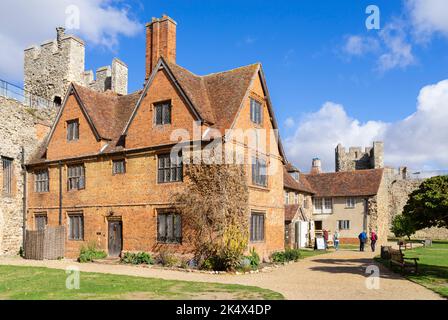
xmin=145 ymin=15 xmax=177 ymax=80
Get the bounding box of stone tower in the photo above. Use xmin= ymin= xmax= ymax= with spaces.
xmin=335 ymin=141 xmax=384 ymax=172
xmin=24 ymin=27 xmax=128 ymax=105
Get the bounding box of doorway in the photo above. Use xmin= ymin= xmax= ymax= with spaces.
xmin=108 ymin=220 xmax=122 ymax=257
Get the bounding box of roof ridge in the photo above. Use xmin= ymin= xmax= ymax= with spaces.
xmin=202 ymin=62 xmax=261 ymax=78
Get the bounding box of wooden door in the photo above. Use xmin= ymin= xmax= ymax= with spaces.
xmin=108 ymin=221 xmax=122 ymax=257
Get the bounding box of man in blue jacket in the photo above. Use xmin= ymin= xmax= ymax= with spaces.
xmin=358 ymin=231 xmax=367 ymax=252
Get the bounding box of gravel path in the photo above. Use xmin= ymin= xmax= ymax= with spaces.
xmin=0 ymin=249 xmax=443 ymax=300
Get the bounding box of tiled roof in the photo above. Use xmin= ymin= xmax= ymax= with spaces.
xmin=285 ymin=204 xmax=308 ymax=222
xmin=73 ymin=84 xmax=141 ymax=141
xmin=28 ymin=59 xmax=273 ymax=164
xmin=285 ymin=204 xmax=299 ymax=221
xmin=285 ymin=162 xmax=299 ymax=172
xmin=303 ymin=169 xmax=384 ymax=197
xmin=283 ymin=167 xmax=315 ymax=194
xmin=165 ymin=61 xmax=260 ymax=133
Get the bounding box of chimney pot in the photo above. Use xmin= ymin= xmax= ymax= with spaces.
xmin=311 ymin=158 xmax=322 ymax=175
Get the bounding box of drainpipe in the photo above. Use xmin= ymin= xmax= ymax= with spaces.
xmin=59 ymin=161 xmax=63 ymax=225
xmin=21 ymin=146 xmax=27 ymax=250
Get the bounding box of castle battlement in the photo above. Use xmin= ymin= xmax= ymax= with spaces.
xmin=335 ymin=141 xmax=384 ymax=172
xmin=24 ymin=27 xmax=128 ymax=104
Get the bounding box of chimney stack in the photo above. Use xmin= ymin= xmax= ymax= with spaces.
xmin=145 ymin=15 xmax=177 ymax=80
xmin=310 ymin=158 xmax=322 ymax=175
xmin=56 ymin=27 xmax=65 ymax=49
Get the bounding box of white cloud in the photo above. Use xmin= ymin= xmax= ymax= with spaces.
xmin=284 ymin=117 xmax=295 ymax=129
xmin=343 ymin=35 xmax=379 ymax=56
xmin=406 ymin=0 xmax=448 ymax=41
xmin=377 ymin=21 xmax=415 ymax=72
xmin=342 ymin=22 xmax=415 ymax=72
xmin=0 ymin=0 xmax=141 ymax=82
xmin=284 ymin=80 xmax=448 ymax=173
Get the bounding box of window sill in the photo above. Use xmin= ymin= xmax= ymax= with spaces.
xmin=250 ymin=240 xmax=265 ymax=244
xmin=249 ymin=185 xmax=270 ymax=192
xmin=157 ymin=180 xmax=183 ymax=185
xmin=68 ymin=239 xmax=84 ymax=242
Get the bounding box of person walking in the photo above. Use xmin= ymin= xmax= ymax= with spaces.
xmin=323 ymin=229 xmax=329 ymax=249
xmin=370 ymin=230 xmax=378 ymax=252
xmin=333 ymin=230 xmax=340 ymax=251
xmin=358 ymin=231 xmax=367 ymax=252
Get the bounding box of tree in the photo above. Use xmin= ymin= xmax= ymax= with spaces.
xmin=391 ymin=214 xmax=416 ymax=240
xmin=403 ymin=175 xmax=448 ymax=230
xmin=173 ymin=163 xmax=249 ymax=271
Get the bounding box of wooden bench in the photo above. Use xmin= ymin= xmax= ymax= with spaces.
xmin=389 ymin=248 xmax=419 ymax=274
xmin=398 ymin=240 xmax=413 ymax=250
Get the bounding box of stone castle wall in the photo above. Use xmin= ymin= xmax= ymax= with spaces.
xmin=0 ymin=96 xmax=57 ymax=255
xmin=24 ymin=28 xmax=128 ymax=102
xmin=385 ymin=171 xmax=448 ymax=240
xmin=335 ymin=142 xmax=384 ymax=172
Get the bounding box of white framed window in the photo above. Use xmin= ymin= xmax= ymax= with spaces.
xmin=294 ymin=193 xmax=299 ymax=204
xmin=313 ymin=198 xmax=323 ymax=214
xmin=314 ymin=197 xmax=332 ymax=214
xmin=338 ymin=220 xmax=350 ymax=230
xmin=284 ymin=191 xmax=289 ymax=204
xmin=323 ymin=198 xmax=333 ymax=214
xmin=346 ymin=197 xmax=356 ymax=208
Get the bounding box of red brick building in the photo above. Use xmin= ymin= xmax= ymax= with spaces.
xmin=26 ymin=15 xmax=286 ymax=259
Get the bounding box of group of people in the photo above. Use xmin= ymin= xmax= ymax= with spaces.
xmin=358 ymin=230 xmax=378 ymax=252
xmin=321 ymin=229 xmax=378 ymax=252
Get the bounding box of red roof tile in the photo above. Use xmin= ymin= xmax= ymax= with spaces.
xmin=303 ymin=169 xmax=384 ymax=197
xmin=283 ymin=167 xmax=315 ymax=194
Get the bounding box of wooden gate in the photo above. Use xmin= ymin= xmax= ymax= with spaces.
xmin=24 ymin=226 xmax=65 ymax=260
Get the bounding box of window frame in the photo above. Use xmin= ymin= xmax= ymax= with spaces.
xmin=250 ymin=212 xmax=265 ymax=242
xmin=346 ymin=197 xmax=356 ymax=208
xmin=251 ymin=157 xmax=267 ymax=187
xmin=323 ymin=198 xmax=333 ymax=214
xmin=112 ymin=159 xmax=126 ymax=175
xmin=34 ymin=169 xmax=49 ymax=193
xmin=338 ymin=220 xmax=350 ymax=230
xmin=154 ymin=101 xmax=172 ymax=126
xmin=35 ymin=213 xmax=48 ymax=231
xmin=250 ymin=98 xmax=263 ymax=125
xmin=67 ymin=164 xmax=85 ymax=191
xmin=157 ymin=153 xmax=183 ymax=184
xmin=1 ymin=156 xmax=13 ymax=195
xmin=66 ymin=119 xmax=79 ymax=141
xmin=157 ymin=212 xmax=182 ymax=244
xmin=68 ymin=212 xmax=84 ymax=241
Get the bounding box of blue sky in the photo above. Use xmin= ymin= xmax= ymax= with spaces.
xmin=78 ymin=0 xmax=447 ymax=125
xmin=1 ymin=0 xmax=448 ymax=172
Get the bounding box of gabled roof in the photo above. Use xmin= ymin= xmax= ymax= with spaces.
xmin=283 ymin=167 xmax=315 ymax=194
xmin=304 ymin=169 xmax=384 ymax=197
xmin=285 ymin=204 xmax=308 ymax=222
xmin=30 ymin=57 xmax=286 ymax=164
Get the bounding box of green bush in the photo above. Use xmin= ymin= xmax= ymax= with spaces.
xmin=121 ymin=252 xmax=153 ymax=265
xmin=78 ymin=242 xmax=107 ymax=263
xmin=271 ymin=248 xmax=301 ymax=263
xmin=158 ymin=250 xmax=179 ymax=267
xmin=246 ymin=247 xmax=260 ymax=270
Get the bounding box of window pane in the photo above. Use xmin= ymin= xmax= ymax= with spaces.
xmin=155 ymin=105 xmax=163 ymax=124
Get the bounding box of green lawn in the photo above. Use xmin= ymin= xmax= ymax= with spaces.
xmin=376 ymin=241 xmax=448 ymax=298
xmin=0 ymin=265 xmax=283 ymax=300
xmin=298 ymin=249 xmax=329 ymax=258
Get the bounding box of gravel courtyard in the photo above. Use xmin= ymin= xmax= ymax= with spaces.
xmin=0 ymin=249 xmax=443 ymax=300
